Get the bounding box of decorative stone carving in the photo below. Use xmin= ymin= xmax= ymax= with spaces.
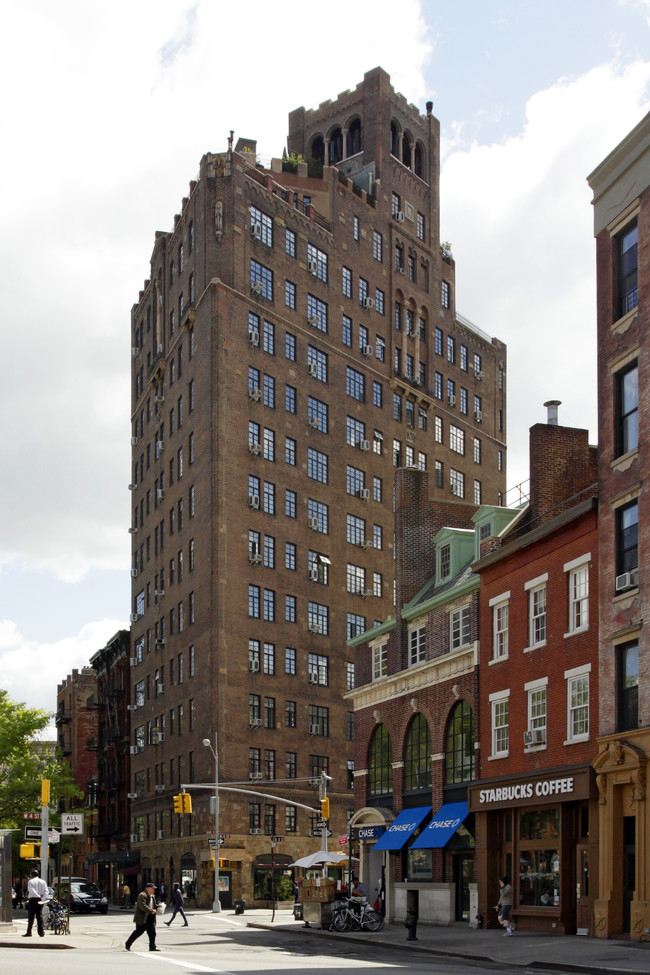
xmin=215 ymin=202 xmax=223 ymax=241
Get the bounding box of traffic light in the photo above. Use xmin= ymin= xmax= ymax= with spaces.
xmin=320 ymin=797 xmax=330 ymax=820
xmin=173 ymin=794 xmax=184 ymax=814
xmin=219 ymin=859 xmax=229 ymax=869
xmin=41 ymin=779 xmax=50 ymax=805
xmin=182 ymin=793 xmax=192 ymax=814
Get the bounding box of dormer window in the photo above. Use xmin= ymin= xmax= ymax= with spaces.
xmin=439 ymin=544 xmax=451 ymax=579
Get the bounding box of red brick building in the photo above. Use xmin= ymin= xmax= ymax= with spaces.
xmin=470 ymin=413 xmax=599 ymax=935
xmin=588 ymin=111 xmax=650 ymax=939
xmin=128 ymin=67 xmax=507 ymax=906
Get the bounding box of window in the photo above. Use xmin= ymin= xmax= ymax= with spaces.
xmin=263 ymin=481 xmax=275 ymax=515
xmin=342 ymin=314 xmax=352 ymax=347
xmin=474 ymin=480 xmax=482 ymax=504
xmin=391 ymin=191 xmax=401 ymax=218
xmin=285 ymin=751 xmax=297 ymax=778
xmin=263 ymin=427 xmax=275 ymax=461
xmin=409 ymin=625 xmax=426 ymax=665
xmin=347 ymin=417 xmax=365 ymax=449
xmin=358 ymin=277 xmax=369 ymax=306
xmin=441 ymin=280 xmax=450 ymax=308
xmin=285 ymin=384 xmax=296 ymax=413
xmin=353 ymin=215 xmax=360 ymax=240
xmin=307 ymin=447 xmax=328 ymax=483
xmin=263 ymin=588 xmax=275 ymax=622
xmin=308 ymin=705 xmax=329 ymax=737
xmin=450 ymin=468 xmax=465 ymax=498
xmin=566 ymin=665 xmax=590 ymax=741
xmin=308 ymin=498 xmax=328 ymax=533
xmin=373 ymin=230 xmax=383 ymax=262
xmin=285 ymin=648 xmax=296 ymax=676
xmin=342 ymin=266 xmax=352 ymax=299
xmin=616 ymin=499 xmax=638 ymax=574
xmin=346 ymin=367 xmax=365 ymax=401
xmin=375 ymin=288 xmax=385 ymax=315
xmin=460 ymin=344 xmax=468 ymax=371
xmin=491 ymin=691 xmax=509 ymax=757
xmin=526 ymin=577 xmax=547 ymax=648
xmin=285 ymin=594 xmax=296 ymax=623
xmin=250 ymin=205 xmax=273 ymax=247
xmin=459 ymin=387 xmax=468 ymax=415
xmin=307 ymin=293 xmax=327 ymax=332
xmin=526 ymin=680 xmax=548 ymax=744
xmin=618 ymin=640 xmax=639 ymax=731
xmin=285 ymin=699 xmax=297 ymax=728
xmin=449 ymin=424 xmax=465 ymax=455
xmin=445 ymin=701 xmax=475 ymax=784
xmin=250 ymin=259 xmax=273 ymax=301
xmin=248 ymin=585 xmax=260 ymax=618
xmin=308 ymin=652 xmax=328 ymax=685
xmin=434 ymin=372 xmax=443 ymax=400
xmin=565 ymin=556 xmax=589 ymax=633
xmin=451 ymin=605 xmax=470 ymax=650
xmin=346 ymin=563 xmax=365 ymax=595
xmin=416 ymin=211 xmax=425 ymax=241
xmin=262 ymin=374 xmax=275 ymax=409
xmin=346 ymin=662 xmax=355 ymax=690
xmin=285 ymin=280 xmax=296 ymax=309
xmin=264 ymin=696 xmax=276 ymax=729
xmin=372 ymin=643 xmax=387 ymax=680
xmin=473 ymin=437 xmax=481 ymax=464
xmin=308 ymin=602 xmax=329 ymax=636
xmin=263 ymin=535 xmax=275 ymax=569
xmin=307 ymin=243 xmax=328 ymax=282
xmin=346 ymin=513 xmax=365 ymax=546
xmin=285 ymin=332 xmax=296 ymax=361
xmin=347 ymin=613 xmax=366 ymax=639
xmin=285 ymin=228 xmax=296 ymax=257
xmin=616 ymin=362 xmax=638 ymax=455
xmin=404 ymin=713 xmax=431 ymax=791
xmin=285 ymin=437 xmax=296 ymax=466
xmin=263 ymin=319 xmax=275 ymax=354
xmin=368 ymin=724 xmax=392 ymax=795
xmin=372 ymin=381 xmax=382 ymax=408
xmin=307 ymin=345 xmax=327 ymax=382
xmin=617 ymin=221 xmax=638 ymax=317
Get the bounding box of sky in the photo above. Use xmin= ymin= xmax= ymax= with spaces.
xmin=1 ymin=0 xmax=649 ymax=729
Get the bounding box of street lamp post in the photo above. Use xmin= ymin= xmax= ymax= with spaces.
xmin=202 ymin=736 xmax=221 ymax=913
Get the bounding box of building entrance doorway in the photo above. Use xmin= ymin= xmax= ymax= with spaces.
xmin=623 ymin=816 xmax=636 ymax=934
xmin=455 ymin=854 xmax=474 ymax=921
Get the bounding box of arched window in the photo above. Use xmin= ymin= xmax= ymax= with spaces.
xmin=390 ymin=122 xmax=400 ymax=158
xmin=347 ymin=118 xmax=361 ymax=157
xmin=414 ymin=142 xmax=424 ymax=178
xmin=402 ymin=132 xmax=412 ymax=169
xmin=368 ymin=724 xmax=393 ymax=796
xmin=445 ymin=701 xmax=475 ymax=784
xmin=403 ymin=713 xmax=431 ymax=791
xmin=328 ymin=127 xmax=343 ymax=164
xmin=310 ymin=136 xmax=325 ymax=166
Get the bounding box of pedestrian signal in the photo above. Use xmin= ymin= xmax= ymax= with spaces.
xmin=20 ymin=843 xmax=38 ymax=859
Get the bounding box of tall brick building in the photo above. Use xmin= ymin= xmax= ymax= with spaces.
xmin=588 ymin=111 xmax=649 ymax=939
xmin=128 ymin=67 xmax=506 ymax=906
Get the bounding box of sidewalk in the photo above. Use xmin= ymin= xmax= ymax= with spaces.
xmin=247 ymin=909 xmax=650 ymax=975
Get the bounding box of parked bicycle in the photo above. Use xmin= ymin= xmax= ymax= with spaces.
xmin=44 ymin=899 xmax=70 ymax=935
xmin=331 ymin=897 xmax=384 ymax=932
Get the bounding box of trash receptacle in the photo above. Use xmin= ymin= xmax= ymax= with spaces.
xmin=293 ymin=902 xmax=303 ymax=921
xmin=234 ymin=899 xmax=246 ymax=915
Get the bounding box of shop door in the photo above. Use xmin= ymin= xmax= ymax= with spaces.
xmin=219 ymin=871 xmax=232 ymax=910
xmin=575 ymin=844 xmax=592 ymax=933
xmin=623 ymin=817 xmax=635 ymax=934
xmin=455 ymin=855 xmax=474 ymax=921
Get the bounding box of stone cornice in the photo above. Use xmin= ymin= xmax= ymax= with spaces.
xmin=345 ymin=644 xmax=477 ymax=709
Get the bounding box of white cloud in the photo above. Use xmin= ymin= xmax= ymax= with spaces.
xmin=441 ymin=59 xmax=650 ymax=493
xmin=0 ymin=618 xmax=127 ymax=733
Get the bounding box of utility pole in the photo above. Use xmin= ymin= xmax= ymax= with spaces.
xmin=202 ymin=736 xmax=221 ymax=913
xmin=40 ymin=780 xmax=50 ymax=881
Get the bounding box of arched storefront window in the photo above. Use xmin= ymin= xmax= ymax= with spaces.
xmin=404 ymin=713 xmax=431 ymax=791
xmin=368 ymin=724 xmax=393 ymax=796
xmin=180 ymin=852 xmax=197 ymax=899
xmin=445 ymin=700 xmax=476 ymax=784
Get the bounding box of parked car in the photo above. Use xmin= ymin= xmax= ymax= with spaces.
xmin=56 ymin=881 xmax=108 ymax=914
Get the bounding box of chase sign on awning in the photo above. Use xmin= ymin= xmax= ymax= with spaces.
xmin=372 ymin=806 xmax=431 ymax=851
xmin=411 ymin=801 xmax=468 ymax=849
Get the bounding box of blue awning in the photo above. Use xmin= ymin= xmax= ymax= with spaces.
xmin=372 ymin=806 xmax=431 ymax=851
xmin=411 ymin=801 xmax=468 ymax=849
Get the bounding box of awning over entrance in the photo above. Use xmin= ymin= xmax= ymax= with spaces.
xmin=411 ymin=801 xmax=468 ymax=849
xmin=372 ymin=806 xmax=431 ymax=851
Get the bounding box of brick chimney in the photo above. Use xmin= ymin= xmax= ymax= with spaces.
xmin=528 ymin=401 xmax=597 ymax=526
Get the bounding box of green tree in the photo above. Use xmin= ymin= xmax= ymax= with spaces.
xmin=0 ymin=689 xmax=81 ymax=828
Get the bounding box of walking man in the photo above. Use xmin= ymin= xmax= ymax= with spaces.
xmin=125 ymin=881 xmax=160 ymax=952
xmin=23 ymin=869 xmax=48 ymax=938
xmin=164 ymin=883 xmax=188 ymax=927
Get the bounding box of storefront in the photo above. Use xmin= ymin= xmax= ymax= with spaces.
xmin=468 ymin=765 xmax=598 ymax=935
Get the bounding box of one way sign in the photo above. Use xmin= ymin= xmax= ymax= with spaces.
xmin=61 ymin=813 xmax=84 ymax=836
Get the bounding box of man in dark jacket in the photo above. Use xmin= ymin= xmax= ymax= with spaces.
xmin=164 ymin=883 xmax=188 ymax=927
xmin=125 ymin=881 xmax=160 ymax=951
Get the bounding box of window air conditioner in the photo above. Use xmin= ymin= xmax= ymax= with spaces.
xmin=155 ymin=394 xmax=164 ymax=405
xmin=130 ymin=834 xmax=140 ymax=843
xmin=249 ymin=827 xmax=262 ymax=835
xmin=474 ymin=410 xmax=483 ymax=422
xmin=249 ymin=494 xmax=260 ymax=509
xmin=128 ymin=527 xmax=138 ymax=535
xmin=155 ymin=784 xmax=165 ymax=792
xmin=358 ymin=440 xmax=370 ymax=452
xmin=249 ymin=659 xmax=260 ymax=672
xmin=157 ymin=344 xmax=164 ymax=355
xmin=128 ymin=483 xmax=136 ymax=491
xmin=131 ymin=436 xmax=139 ymax=446
xmin=131 ymin=347 xmax=139 ymax=357
xmin=249 ymin=552 xmax=261 ymax=565
xmin=127 ymin=704 xmax=138 ymax=712
xmin=362 ymin=589 xmax=373 ymax=598
xmin=129 ymin=746 xmax=140 ymax=755
xmin=156 ymin=440 xmax=164 ymax=453
xmin=309 ymin=724 xmax=321 ymax=735
xmin=249 ymin=388 xmax=262 ymax=401
xmin=474 ymin=369 xmax=484 ymax=381
xmin=524 ymin=729 xmax=546 ymax=747
xmin=358 ymin=488 xmax=370 ymax=501
xmin=308 ymin=260 xmax=318 ymax=274
xmin=129 ymin=615 xmax=138 ymax=624
xmin=151 ymin=729 xmax=164 ymax=742
xmin=127 ymin=792 xmax=138 ymax=799
xmin=249 ymin=717 xmax=262 ymax=727
xmin=308 ymin=670 xmax=319 ymax=684
xmin=131 ymin=568 xmax=138 ymax=578
xmin=308 ymin=362 xmax=318 ymax=376
xmin=448 ymin=395 xmax=456 ymax=407
xmin=155 ymin=639 xmax=165 ymax=650
xmin=616 ymin=570 xmax=638 ymax=591
xmin=251 ymin=281 xmax=263 ymax=294
xmin=308 ymin=517 xmax=319 ymax=530
xmin=157 ymin=830 xmax=165 ymax=840
xmin=155 ymin=684 xmax=164 ymax=696
xmin=154 ymin=589 xmax=164 ymax=598
xmin=157 ymin=488 xmax=164 ymax=502
xmin=362 ymin=297 xmax=374 ymax=310
xmin=308 ymin=623 xmax=323 ymax=635
xmin=308 ymin=315 xmax=320 ymax=326
xmin=249 ymin=442 xmax=261 ymax=455
xmin=309 ymin=565 xmax=319 ymax=582
xmin=251 ymin=222 xmax=262 ymax=239
xmin=249 ymin=330 xmax=260 ymax=346
xmin=362 ymin=345 xmax=373 ymax=358
xmin=308 ymin=416 xmax=320 ymax=429
xmin=396 ymin=211 xmax=405 ymax=222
